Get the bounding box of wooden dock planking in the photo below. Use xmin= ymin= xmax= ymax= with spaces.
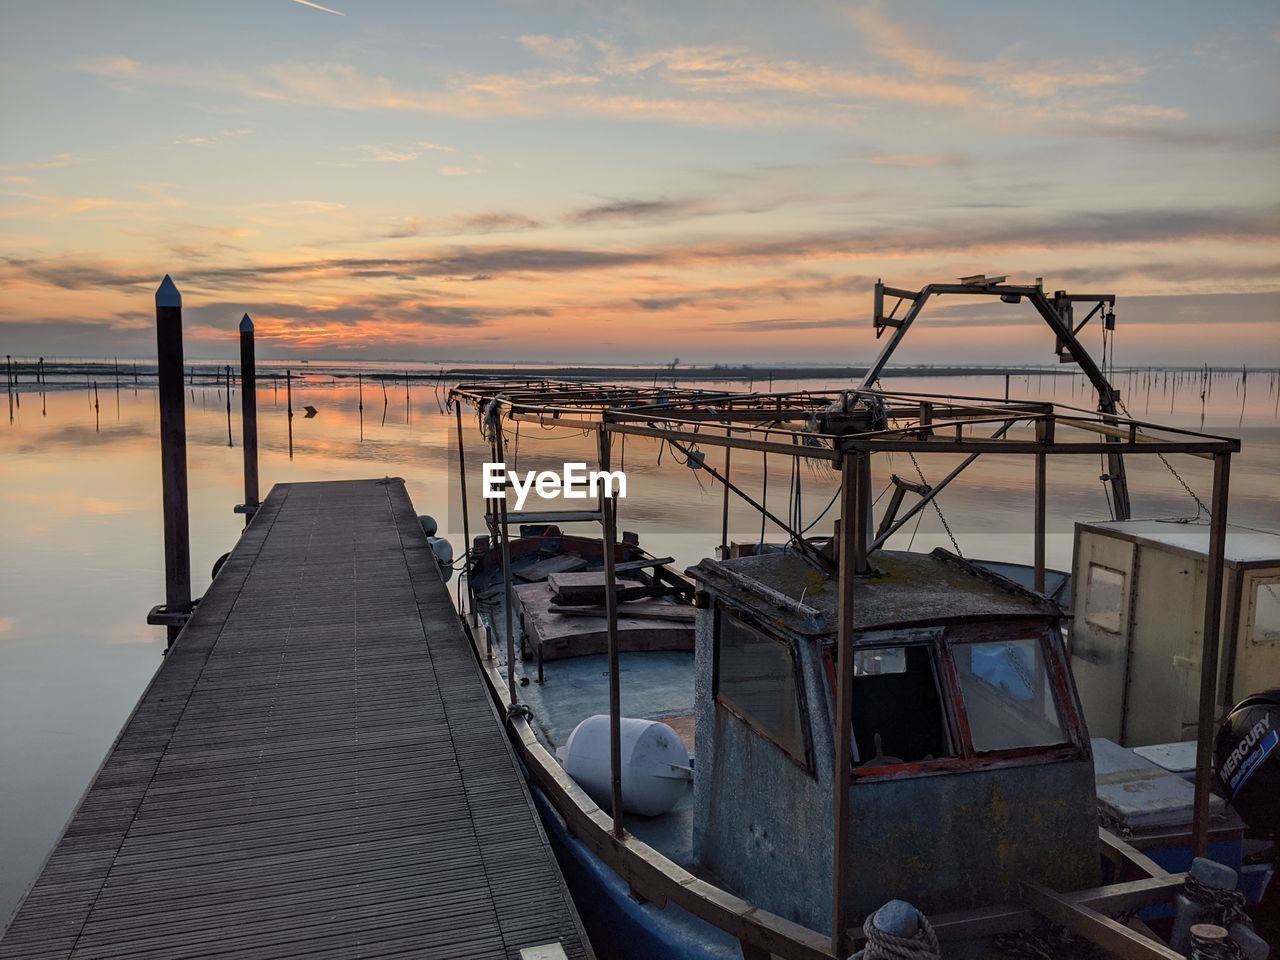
xmin=1 ymin=479 xmax=592 ymax=960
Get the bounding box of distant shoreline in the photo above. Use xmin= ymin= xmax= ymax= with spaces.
xmin=6 ymin=359 xmax=1270 ymax=385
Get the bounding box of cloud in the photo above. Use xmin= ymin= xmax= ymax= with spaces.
xmin=358 ymin=141 xmax=454 ymax=162
xmin=711 ymin=317 xmax=855 ymax=332
xmin=4 ymin=203 xmax=1275 ymax=297
xmin=382 ymin=213 xmax=542 ymax=238
xmin=573 ymin=196 xmax=704 ymax=223
xmin=1 ymin=152 xmax=93 ymax=172
xmin=866 ymin=152 xmax=967 ymax=168
xmin=518 ymin=34 xmax=583 ymax=64
xmin=173 ymin=128 xmax=254 ymax=147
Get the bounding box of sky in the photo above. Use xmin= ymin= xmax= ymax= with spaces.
xmin=1 ymin=0 xmax=1277 ymax=365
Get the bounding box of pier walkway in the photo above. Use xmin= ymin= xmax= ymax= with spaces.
xmin=1 ymin=479 xmax=592 ymax=960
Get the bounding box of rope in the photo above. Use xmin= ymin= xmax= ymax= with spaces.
xmin=1189 ymin=925 xmax=1240 ymax=960
xmin=861 ymin=910 xmax=940 ymax=960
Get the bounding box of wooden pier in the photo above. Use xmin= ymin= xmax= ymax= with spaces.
xmin=0 ymin=479 xmax=592 ymax=960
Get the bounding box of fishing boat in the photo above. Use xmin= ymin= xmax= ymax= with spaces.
xmin=446 ymin=277 xmax=1272 ymax=959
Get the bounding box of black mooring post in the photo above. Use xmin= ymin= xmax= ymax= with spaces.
xmin=238 ymin=315 xmax=259 ymax=521
xmin=155 ymin=276 xmax=191 ymax=645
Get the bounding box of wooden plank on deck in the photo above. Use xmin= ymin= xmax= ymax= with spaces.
xmin=1 ymin=479 xmax=592 ymax=960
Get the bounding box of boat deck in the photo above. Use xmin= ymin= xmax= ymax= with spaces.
xmin=0 ymin=479 xmax=592 ymax=960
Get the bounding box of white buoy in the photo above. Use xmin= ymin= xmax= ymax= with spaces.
xmin=563 ymin=715 xmax=692 ymax=816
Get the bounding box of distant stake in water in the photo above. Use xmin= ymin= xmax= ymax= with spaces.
xmin=225 ymin=364 xmax=233 ymax=448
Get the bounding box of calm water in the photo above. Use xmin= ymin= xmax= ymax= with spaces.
xmin=2 ymin=365 xmax=1278 ymax=923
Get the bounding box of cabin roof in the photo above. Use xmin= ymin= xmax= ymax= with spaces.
xmin=687 ymin=547 xmax=1059 ymax=637
xmin=1081 ymin=519 xmax=1280 ymax=564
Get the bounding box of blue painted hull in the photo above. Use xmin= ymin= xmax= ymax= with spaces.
xmin=528 ymin=787 xmax=741 ymax=960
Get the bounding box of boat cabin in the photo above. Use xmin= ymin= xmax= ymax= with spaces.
xmin=1070 ymin=519 xmax=1280 ymax=747
xmin=687 ymin=547 xmax=1099 ymax=929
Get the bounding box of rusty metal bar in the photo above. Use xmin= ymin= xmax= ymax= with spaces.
xmin=664 ymin=436 xmax=831 ymax=570
xmin=721 ymin=427 xmax=732 ymax=556
xmin=1192 ymin=452 xmax=1232 ymax=858
xmin=598 ymin=427 xmax=625 ymax=837
xmin=853 ymin=452 xmax=870 ymax=575
xmin=1020 ymin=882 xmax=1183 ymax=959
xmin=867 ymin=421 xmax=1015 ymax=552
xmin=831 ymin=455 xmax=859 ymax=956
xmin=1034 ymin=452 xmax=1046 ymax=593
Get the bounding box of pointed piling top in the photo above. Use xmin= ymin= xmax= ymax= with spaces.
xmin=155 ymin=275 xmax=182 ymax=308
xmin=239 ymin=313 xmax=254 ymax=333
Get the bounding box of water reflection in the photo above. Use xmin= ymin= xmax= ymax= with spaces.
xmin=0 ymin=367 xmax=1277 ymax=924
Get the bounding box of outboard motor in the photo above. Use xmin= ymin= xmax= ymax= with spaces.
xmin=1215 ymin=688 xmax=1280 ymax=836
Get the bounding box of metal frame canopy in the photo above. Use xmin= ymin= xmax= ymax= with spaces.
xmin=449 ymin=370 xmax=1240 ymax=960
xmin=865 ymin=275 xmax=1133 ymax=519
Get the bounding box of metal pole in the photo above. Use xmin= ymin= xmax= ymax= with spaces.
xmin=155 ymin=276 xmax=191 ymax=646
xmin=239 ymin=315 xmax=259 ymax=519
xmin=1192 ymin=452 xmax=1231 ymax=858
xmin=1034 ymin=453 xmax=1047 ymax=593
xmin=831 ymin=454 xmax=860 ymax=956
xmin=498 ymin=425 xmax=516 ymax=705
xmin=455 ymin=402 xmax=474 ymax=620
xmin=721 ymin=426 xmax=732 ymax=556
xmin=599 ymin=426 xmax=624 ymax=837
xmin=853 ymin=451 xmax=871 ymax=574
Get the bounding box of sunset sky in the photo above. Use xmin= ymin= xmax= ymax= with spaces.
xmin=1 ymin=1 xmax=1277 ymax=365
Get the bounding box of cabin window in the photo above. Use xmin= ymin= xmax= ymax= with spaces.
xmin=849 ymin=644 xmax=953 ymax=766
xmin=952 ymin=637 xmax=1067 ymax=752
xmin=1249 ymin=578 xmax=1280 ymax=646
xmin=1083 ymin=563 xmax=1126 ymax=633
xmin=715 ymin=610 xmax=808 ymax=767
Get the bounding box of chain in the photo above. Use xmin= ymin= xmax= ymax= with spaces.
xmin=1157 ymin=452 xmax=1211 ymax=518
xmin=909 ymin=452 xmax=962 ymax=557
xmin=1003 ymin=642 xmax=1036 ymax=695
xmin=1116 ymin=395 xmax=1212 ymax=518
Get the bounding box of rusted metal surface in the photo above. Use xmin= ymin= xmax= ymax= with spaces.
xmin=445 ymin=303 xmax=1243 ymax=954
xmin=1193 ymin=452 xmax=1232 ymax=857
xmin=832 ymin=457 xmax=859 ymax=956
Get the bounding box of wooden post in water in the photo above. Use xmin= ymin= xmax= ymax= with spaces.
xmin=238 ymin=315 xmax=259 ymax=519
xmin=155 ymin=276 xmax=192 ymax=645
xmin=224 ymin=364 xmax=233 ymax=448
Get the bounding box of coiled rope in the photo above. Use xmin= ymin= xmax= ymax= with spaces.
xmin=860 ymin=910 xmax=940 ymax=960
